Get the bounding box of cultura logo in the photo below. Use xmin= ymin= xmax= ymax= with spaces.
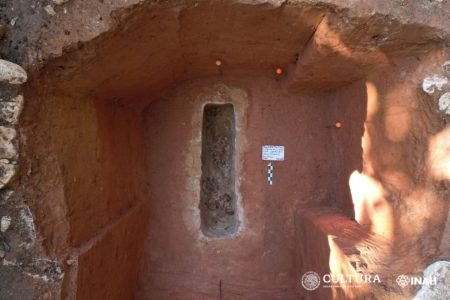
xmin=396 ymin=274 xmax=410 ymax=288
xmin=301 ymin=271 xmax=321 ymax=291
xmin=301 ymin=272 xmax=382 ymax=290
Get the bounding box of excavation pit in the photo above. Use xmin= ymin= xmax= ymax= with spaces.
xmin=16 ymin=1 xmax=450 ymax=299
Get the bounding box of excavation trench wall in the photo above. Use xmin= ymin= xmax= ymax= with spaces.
xmin=138 ymin=77 xmax=362 ymax=298
xmin=0 ymin=0 xmax=448 ymax=299
xmin=20 ymin=74 xmax=362 ymax=299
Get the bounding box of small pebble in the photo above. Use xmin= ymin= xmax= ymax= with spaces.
xmin=0 ymin=215 xmax=11 ymax=233
xmin=10 ymin=17 xmax=18 ymax=27
xmin=44 ymin=5 xmax=56 ymax=16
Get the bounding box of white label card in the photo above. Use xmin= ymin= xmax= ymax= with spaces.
xmin=262 ymin=145 xmax=285 ymax=161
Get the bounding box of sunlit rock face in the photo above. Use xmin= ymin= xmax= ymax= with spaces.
xmin=414 ymin=261 xmax=450 ymax=300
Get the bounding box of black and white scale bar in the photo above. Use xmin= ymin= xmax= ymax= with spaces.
xmin=267 ymin=162 xmax=274 ymax=185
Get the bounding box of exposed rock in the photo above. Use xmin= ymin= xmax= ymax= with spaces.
xmin=22 ymin=258 xmax=64 ymax=282
xmin=44 ymin=5 xmax=56 ymax=16
xmin=0 ymin=215 xmax=11 ymax=233
xmin=19 ymin=206 xmax=36 ymax=245
xmin=422 ymin=74 xmax=449 ymax=95
xmin=53 ymin=0 xmax=70 ymax=5
xmin=438 ymin=92 xmax=450 ymax=114
xmin=414 ymin=261 xmax=450 ymax=300
xmin=0 ymin=126 xmax=17 ymax=160
xmin=443 ymin=61 xmax=450 ymax=78
xmin=9 ymin=17 xmax=18 ymax=27
xmin=0 ymin=159 xmax=16 ymax=188
xmin=0 ymin=95 xmax=24 ymax=125
xmin=0 ymin=60 xmax=27 ymax=85
xmin=0 ymin=189 xmax=13 ymax=203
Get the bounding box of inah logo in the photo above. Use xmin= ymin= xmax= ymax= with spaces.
xmin=301 ymin=271 xmax=321 ymax=291
xmin=396 ymin=274 xmax=410 ymax=288
xmin=396 ymin=274 xmax=437 ymax=288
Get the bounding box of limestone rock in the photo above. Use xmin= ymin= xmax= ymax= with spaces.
xmin=0 ymin=159 xmax=16 ymax=188
xmin=0 ymin=95 xmax=24 ymax=125
xmin=422 ymin=74 xmax=448 ymax=95
xmin=438 ymin=92 xmax=450 ymax=115
xmin=0 ymin=126 xmax=17 ymax=160
xmin=9 ymin=17 xmax=17 ymax=27
xmin=0 ymin=215 xmax=11 ymax=232
xmin=19 ymin=206 xmax=36 ymax=244
xmin=0 ymin=60 xmax=27 ymax=85
xmin=44 ymin=5 xmax=56 ymax=16
xmin=443 ymin=61 xmax=450 ymax=78
xmin=0 ymin=189 xmax=13 ymax=202
xmin=414 ymin=261 xmax=450 ymax=300
xmin=53 ymin=0 xmax=70 ymax=5
xmin=22 ymin=258 xmax=64 ymax=282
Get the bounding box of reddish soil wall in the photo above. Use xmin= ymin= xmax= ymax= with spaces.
xmin=136 ymin=77 xmax=361 ymax=298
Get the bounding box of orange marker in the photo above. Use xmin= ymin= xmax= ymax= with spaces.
xmin=335 ymin=122 xmax=342 ymax=128
xmin=215 ymin=59 xmax=222 ymax=66
xmin=275 ymin=67 xmax=283 ymax=75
